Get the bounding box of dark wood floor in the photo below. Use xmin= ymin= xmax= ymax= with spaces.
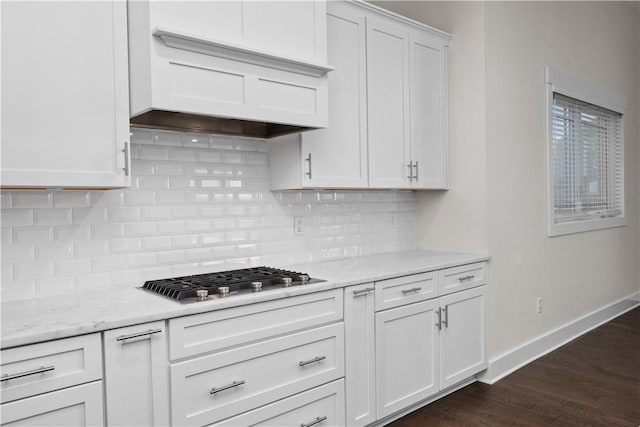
xmin=389 ymin=307 xmax=640 ymax=427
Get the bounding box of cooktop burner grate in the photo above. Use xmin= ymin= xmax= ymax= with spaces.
xmin=141 ymin=266 xmax=320 ymax=301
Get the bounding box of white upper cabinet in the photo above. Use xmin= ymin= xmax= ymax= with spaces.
xmin=269 ymin=1 xmax=450 ymax=190
xmin=1 ymin=1 xmax=131 ymax=189
xmin=127 ymin=0 xmax=332 ymax=138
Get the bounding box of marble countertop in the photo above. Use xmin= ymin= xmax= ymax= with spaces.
xmin=1 ymin=250 xmax=489 ymax=349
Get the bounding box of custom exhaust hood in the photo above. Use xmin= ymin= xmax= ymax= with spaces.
xmin=127 ymin=2 xmax=333 ymax=139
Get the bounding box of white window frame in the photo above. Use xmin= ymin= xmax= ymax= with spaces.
xmin=545 ymin=66 xmax=626 ymax=237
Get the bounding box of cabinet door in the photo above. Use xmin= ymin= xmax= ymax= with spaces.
xmin=344 ymin=284 xmax=376 ymax=426
xmin=300 ymin=3 xmax=368 ymax=188
xmin=103 ymin=321 xmax=169 ymax=427
xmin=1 ymin=1 xmax=130 ymax=189
xmin=409 ymin=33 xmax=448 ymax=189
xmin=0 ymin=381 xmax=103 ymax=426
xmin=366 ymin=17 xmax=411 ymax=189
xmin=439 ymin=286 xmax=487 ymax=389
xmin=375 ymin=299 xmax=439 ymax=418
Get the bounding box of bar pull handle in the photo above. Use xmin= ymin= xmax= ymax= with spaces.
xmin=407 ymin=161 xmax=414 ymax=182
xmin=458 ymin=275 xmax=475 ymax=282
xmin=414 ymin=160 xmax=419 ymax=181
xmin=402 ymin=287 xmax=422 ymax=295
xmin=435 ymin=307 xmax=442 ymax=330
xmin=443 ymin=306 xmax=449 ymax=328
xmin=210 ymin=380 xmax=245 ymax=394
xmin=301 ymin=416 xmax=328 ymax=427
xmin=122 ymin=142 xmax=130 ymax=176
xmin=353 ymin=287 xmax=375 ymax=296
xmin=1 ymin=366 xmax=55 ymax=382
xmin=116 ymin=328 xmax=162 ymax=342
xmin=299 ymin=355 xmax=326 ymax=367
xmin=305 ymin=153 xmax=312 ymax=179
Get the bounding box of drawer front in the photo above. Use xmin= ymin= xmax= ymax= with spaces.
xmin=438 ymin=262 xmax=487 ymax=296
xmin=0 ymin=380 xmax=104 ymax=426
xmin=375 ymin=272 xmax=438 ymax=311
xmin=169 ymin=289 xmax=343 ymax=360
xmin=212 ymin=379 xmax=345 ymax=427
xmin=171 ymin=323 xmax=345 ymax=426
xmin=1 ymin=334 xmax=102 ymax=404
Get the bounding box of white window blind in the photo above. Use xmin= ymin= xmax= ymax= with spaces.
xmin=551 ymin=93 xmax=623 ymax=224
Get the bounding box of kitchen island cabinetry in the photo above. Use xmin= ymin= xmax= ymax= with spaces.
xmin=1 ymin=0 xmax=130 ymax=189
xmin=269 ymin=1 xmax=449 ymax=190
xmin=103 ymin=321 xmax=170 ymax=427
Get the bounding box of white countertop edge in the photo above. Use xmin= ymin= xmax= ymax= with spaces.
xmin=1 ymin=250 xmax=489 ymax=349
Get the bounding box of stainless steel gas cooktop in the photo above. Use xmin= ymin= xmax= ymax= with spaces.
xmin=141 ymin=266 xmax=324 ymax=303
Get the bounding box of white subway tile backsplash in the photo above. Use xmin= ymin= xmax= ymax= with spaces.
xmin=55 ymin=258 xmax=92 ymax=276
xmin=14 ymin=227 xmax=53 ymax=244
xmin=37 ymin=242 xmax=73 ymax=261
xmin=140 ymin=206 xmax=171 ymax=220
xmin=139 ymin=145 xmax=169 ymax=161
xmin=74 ymin=240 xmax=110 ymax=257
xmin=142 ymin=236 xmax=172 ymax=251
xmin=1 ymin=245 xmax=35 ymax=264
xmin=1 ymin=193 xmax=12 ymax=209
xmin=124 ymin=221 xmax=157 ymax=237
xmin=12 ymin=192 xmax=53 ymax=208
xmin=1 ymin=129 xmax=417 ymax=301
xmin=73 ymin=207 xmax=108 ymax=224
xmin=1 ymin=209 xmax=34 ymax=227
xmin=36 ymin=277 xmax=75 ymax=297
xmin=108 ymin=207 xmax=141 ymax=222
xmin=110 ymin=238 xmax=142 ymax=254
xmin=14 ymin=261 xmax=54 ymax=281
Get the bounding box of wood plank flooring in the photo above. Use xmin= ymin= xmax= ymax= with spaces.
xmin=389 ymin=306 xmax=640 ymax=427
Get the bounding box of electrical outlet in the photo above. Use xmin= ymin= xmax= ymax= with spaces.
xmin=293 ymin=216 xmax=304 ymax=236
xmin=388 ymin=212 xmax=398 ymax=228
xmin=536 ymin=297 xmax=543 ymax=314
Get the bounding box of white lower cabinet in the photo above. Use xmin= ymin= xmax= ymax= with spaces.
xmin=439 ymin=286 xmax=487 ymax=389
xmin=103 ymin=321 xmax=170 ymax=427
xmin=344 ymin=283 xmax=376 ymax=426
xmin=344 ymin=263 xmax=488 ymax=425
xmin=211 ymin=379 xmax=345 ymax=427
xmin=0 ymin=381 xmax=104 ymax=427
xmin=375 ymin=300 xmax=440 ymax=418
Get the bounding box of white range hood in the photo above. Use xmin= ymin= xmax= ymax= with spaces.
xmin=127 ymin=0 xmax=333 ymax=139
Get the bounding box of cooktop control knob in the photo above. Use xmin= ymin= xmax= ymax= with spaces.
xmin=196 ymin=289 xmax=209 ymax=301
xmin=251 ymin=281 xmax=262 ymax=292
xmin=282 ymin=277 xmax=293 ymax=287
xmin=218 ymin=286 xmax=230 ymax=297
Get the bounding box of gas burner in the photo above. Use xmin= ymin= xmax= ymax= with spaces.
xmin=140 ymin=266 xmax=323 ymax=302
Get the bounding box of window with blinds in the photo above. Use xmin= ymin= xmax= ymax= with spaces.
xmin=551 ymin=93 xmax=624 ymax=225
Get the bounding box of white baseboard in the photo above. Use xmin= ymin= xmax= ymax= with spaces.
xmin=478 ymin=291 xmax=640 ymax=384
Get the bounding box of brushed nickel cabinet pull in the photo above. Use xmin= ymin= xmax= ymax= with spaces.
xmin=305 ymin=153 xmax=312 ymax=179
xmin=458 ymin=275 xmax=475 ymax=282
xmin=443 ymin=306 xmax=449 ymax=328
xmin=301 ymin=416 xmax=328 ymax=427
xmin=1 ymin=365 xmax=55 ymax=382
xmin=407 ymin=161 xmax=414 ymax=182
xmin=299 ymin=355 xmax=326 ymax=367
xmin=414 ymin=160 xmax=419 ymax=181
xmin=435 ymin=307 xmax=442 ymax=330
xmin=122 ymin=142 xmax=130 ymax=176
xmin=210 ymin=380 xmax=245 ymax=394
xmin=353 ymin=287 xmax=375 ymax=296
xmin=116 ymin=328 xmax=162 ymax=342
xmin=402 ymin=287 xmax=422 ymax=295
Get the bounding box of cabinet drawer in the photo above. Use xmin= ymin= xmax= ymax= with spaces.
xmin=438 ymin=262 xmax=487 ymax=296
xmin=212 ymin=379 xmax=345 ymax=427
xmin=375 ymin=272 xmax=437 ymax=311
xmin=0 ymin=380 xmax=104 ymax=426
xmin=169 ymin=289 xmax=343 ymax=360
xmin=1 ymin=334 xmax=102 ymax=404
xmin=171 ymin=323 xmax=344 ymax=426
